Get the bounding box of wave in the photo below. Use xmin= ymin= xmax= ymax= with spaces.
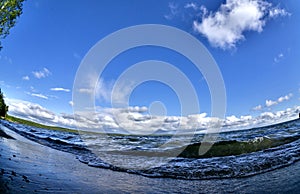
xmin=1 ymin=118 xmax=300 ymax=180
xmin=0 ymin=120 xmax=89 ymax=155
xmin=178 ymin=135 xmax=300 ymax=158
xmin=141 ymin=139 xmax=300 ymax=179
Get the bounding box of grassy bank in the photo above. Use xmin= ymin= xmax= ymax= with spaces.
xmin=5 ymin=115 xmax=78 ymax=134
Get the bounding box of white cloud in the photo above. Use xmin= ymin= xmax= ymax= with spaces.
xmin=278 ymin=93 xmax=293 ymax=103
xmin=77 ymin=73 xmax=108 ymax=98
xmin=50 ymin=87 xmax=70 ymax=92
xmin=223 ymin=114 xmax=253 ymax=129
xmin=69 ymin=101 xmax=74 ymax=106
xmin=6 ymin=98 xmax=300 ymax=135
xmin=184 ymin=2 xmax=198 ymax=10
xmin=253 ymin=93 xmax=293 ymax=110
xmin=32 ymin=68 xmax=51 ymax=79
xmin=78 ymin=88 xmax=93 ymax=94
xmin=110 ymin=80 xmax=135 ymax=106
xmin=269 ymin=7 xmax=290 ymax=18
xmin=274 ymin=53 xmax=284 ymax=63
xmin=193 ymin=0 xmax=290 ymax=49
xmin=267 ymin=93 xmax=293 ymax=106
xmin=266 ymin=99 xmax=277 ymax=107
xmin=77 ymin=75 xmax=134 ymax=106
xmin=164 ymin=2 xmax=179 ymax=20
xmin=127 ymin=106 xmax=148 ymax=113
xmin=95 ymin=78 xmax=114 ymax=103
xmin=7 ymin=99 xmax=55 ymax=123
xmin=226 ymin=115 xmax=239 ymax=123
xmin=7 ymin=99 xmax=82 ymax=128
xmin=253 ymin=105 xmax=262 ymax=111
xmin=30 ymin=93 xmax=48 ymax=100
xmin=22 ymin=76 xmax=30 ymax=81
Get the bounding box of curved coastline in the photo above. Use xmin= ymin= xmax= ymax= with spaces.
xmin=1 ymin=119 xmax=300 ymax=193
xmin=1 ymin=124 xmax=300 ymax=193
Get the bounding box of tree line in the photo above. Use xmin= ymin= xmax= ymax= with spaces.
xmin=0 ymin=0 xmax=25 ymax=117
xmin=0 ymin=88 xmax=8 ymax=117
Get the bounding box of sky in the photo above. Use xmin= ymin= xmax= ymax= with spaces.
xmin=0 ymin=0 xmax=300 ymax=132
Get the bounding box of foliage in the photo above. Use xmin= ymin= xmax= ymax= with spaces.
xmin=0 ymin=0 xmax=25 ymax=50
xmin=0 ymin=88 xmax=8 ymax=117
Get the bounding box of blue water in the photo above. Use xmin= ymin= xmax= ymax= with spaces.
xmin=1 ymin=118 xmax=300 ymax=180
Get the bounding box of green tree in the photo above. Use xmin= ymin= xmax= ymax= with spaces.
xmin=0 ymin=88 xmax=9 ymax=117
xmin=0 ymin=0 xmax=25 ymax=50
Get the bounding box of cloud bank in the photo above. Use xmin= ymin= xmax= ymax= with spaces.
xmin=6 ymin=98 xmax=300 ymax=135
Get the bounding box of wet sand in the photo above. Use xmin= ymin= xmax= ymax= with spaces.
xmin=1 ymin=125 xmax=300 ymax=193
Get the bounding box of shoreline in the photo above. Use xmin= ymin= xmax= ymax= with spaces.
xmin=1 ymin=124 xmax=300 ymax=193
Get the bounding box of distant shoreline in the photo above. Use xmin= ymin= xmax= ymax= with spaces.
xmin=3 ymin=114 xmax=300 ymax=136
xmin=5 ymin=115 xmax=78 ymax=133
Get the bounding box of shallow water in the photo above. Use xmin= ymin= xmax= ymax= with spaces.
xmin=1 ymin=125 xmax=300 ymax=193
xmin=1 ymin=118 xmax=300 ymax=180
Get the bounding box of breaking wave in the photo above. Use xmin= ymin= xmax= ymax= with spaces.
xmin=1 ymin=118 xmax=300 ymax=179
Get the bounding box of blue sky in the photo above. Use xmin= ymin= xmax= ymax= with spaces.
xmin=0 ymin=0 xmax=300 ymax=131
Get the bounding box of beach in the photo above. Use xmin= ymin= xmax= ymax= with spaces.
xmin=1 ymin=123 xmax=300 ymax=193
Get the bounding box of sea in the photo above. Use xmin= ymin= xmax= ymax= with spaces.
xmin=1 ymin=118 xmax=300 ymax=180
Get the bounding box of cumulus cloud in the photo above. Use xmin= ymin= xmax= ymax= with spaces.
xmin=6 ymin=98 xmax=300 ymax=135
xmin=258 ymin=108 xmax=298 ymax=125
xmin=253 ymin=93 xmax=293 ymax=110
xmin=266 ymin=93 xmax=293 ymax=107
xmin=7 ymin=99 xmax=83 ymax=128
xmin=32 ymin=68 xmax=51 ymax=79
xmin=193 ymin=0 xmax=290 ymax=49
xmin=269 ymin=7 xmax=291 ymax=18
xmin=7 ymin=99 xmax=55 ymax=123
xmin=278 ymin=93 xmax=293 ymax=103
xmin=222 ymin=115 xmax=253 ymax=129
xmin=22 ymin=76 xmax=30 ymax=81
xmin=266 ymin=99 xmax=277 ymax=107
xmin=69 ymin=101 xmax=74 ymax=106
xmin=50 ymin=87 xmax=70 ymax=92
xmin=253 ymin=105 xmax=262 ymax=111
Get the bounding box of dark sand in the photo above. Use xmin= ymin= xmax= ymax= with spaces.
xmin=1 ymin=124 xmax=300 ymax=193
